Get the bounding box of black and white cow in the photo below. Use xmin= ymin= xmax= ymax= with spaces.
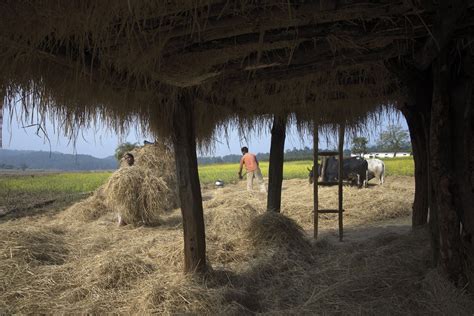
xmin=307 ymin=164 xmax=320 ymax=184
xmin=307 ymin=157 xmax=368 ymax=187
xmin=324 ymin=156 xmax=368 ymax=188
xmin=366 ymin=158 xmax=385 ymax=185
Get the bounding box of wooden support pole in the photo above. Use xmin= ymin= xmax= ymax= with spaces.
xmin=313 ymin=121 xmax=319 ymax=239
xmin=0 ymin=89 xmax=3 ymax=149
xmin=172 ymin=92 xmax=207 ymax=273
xmin=430 ymin=50 xmax=463 ymax=284
xmin=394 ymin=66 xmax=432 ymax=227
xmin=320 ymin=157 xmax=328 ymax=182
xmin=338 ymin=125 xmax=345 ymax=242
xmin=267 ymin=114 xmax=287 ymax=212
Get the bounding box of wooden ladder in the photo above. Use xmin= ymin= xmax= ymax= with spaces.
xmin=313 ymin=124 xmax=345 ymax=241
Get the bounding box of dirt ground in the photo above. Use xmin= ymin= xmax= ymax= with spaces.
xmin=1 ymin=176 xmax=473 ymax=314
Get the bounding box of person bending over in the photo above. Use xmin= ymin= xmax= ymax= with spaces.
xmin=238 ymin=147 xmax=266 ymax=192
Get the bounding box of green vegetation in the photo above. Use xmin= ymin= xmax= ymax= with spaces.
xmin=200 ymin=157 xmax=413 ymax=184
xmin=0 ymin=172 xmax=111 ymax=194
xmin=351 ymin=137 xmax=368 ymax=156
xmin=382 ymin=157 xmax=414 ymax=176
xmin=199 ymin=160 xmax=311 ymax=185
xmin=377 ymin=124 xmax=411 ymax=156
xmin=0 ymin=157 xmax=413 ymax=196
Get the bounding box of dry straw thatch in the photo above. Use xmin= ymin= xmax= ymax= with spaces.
xmin=0 ymin=0 xmax=443 ymax=143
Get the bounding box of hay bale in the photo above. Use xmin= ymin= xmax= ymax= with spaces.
xmin=246 ymin=212 xmax=311 ymax=254
xmin=104 ymin=166 xmax=176 ymax=226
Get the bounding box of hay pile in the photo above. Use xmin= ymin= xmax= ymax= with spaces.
xmin=2 ymin=176 xmax=474 ymax=314
xmin=64 ymin=143 xmax=178 ymax=226
xmin=246 ymin=212 xmax=311 ymax=255
xmin=62 ymin=188 xmax=108 ymax=222
xmin=104 ymin=167 xmax=174 ymax=225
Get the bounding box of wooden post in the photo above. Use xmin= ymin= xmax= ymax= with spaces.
xmin=338 ymin=125 xmax=344 ymax=241
xmin=313 ymin=121 xmax=319 ymax=239
xmin=405 ymin=110 xmax=430 ymax=227
xmin=172 ymin=91 xmax=207 ymax=273
xmin=267 ymin=114 xmax=287 ymax=212
xmin=320 ymin=157 xmax=328 ymax=182
xmin=0 ymin=89 xmax=4 ymax=149
xmin=397 ymin=68 xmax=432 ymax=227
xmin=430 ymin=50 xmax=464 ymax=284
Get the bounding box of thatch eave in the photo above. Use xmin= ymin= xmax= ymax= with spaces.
xmin=0 ymin=0 xmax=472 ymax=142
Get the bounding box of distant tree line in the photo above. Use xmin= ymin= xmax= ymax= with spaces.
xmin=198 ymin=125 xmax=411 ymax=165
xmin=0 ymin=149 xmax=117 ymax=170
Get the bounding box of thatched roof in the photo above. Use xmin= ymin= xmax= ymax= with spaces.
xmin=1 ymin=1 xmax=473 ymax=140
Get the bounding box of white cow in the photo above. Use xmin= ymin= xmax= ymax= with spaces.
xmin=366 ymin=158 xmax=385 ymax=185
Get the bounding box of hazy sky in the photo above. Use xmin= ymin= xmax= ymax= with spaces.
xmin=1 ymin=104 xmax=407 ymax=158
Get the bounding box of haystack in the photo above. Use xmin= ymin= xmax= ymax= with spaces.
xmin=104 ymin=167 xmax=176 ymax=226
xmin=63 ymin=142 xmax=178 ymax=226
xmin=246 ymin=212 xmax=311 ymax=255
xmin=203 ymin=190 xmax=264 ymax=264
xmin=105 ymin=142 xmax=178 ymax=225
xmin=120 ymin=142 xmax=178 ymax=197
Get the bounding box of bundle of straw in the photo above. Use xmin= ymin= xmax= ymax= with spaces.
xmin=104 ymin=166 xmax=175 ymax=226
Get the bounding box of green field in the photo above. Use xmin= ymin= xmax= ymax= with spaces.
xmin=0 ymin=157 xmax=413 ymax=195
xmin=0 ymin=172 xmax=111 ymax=193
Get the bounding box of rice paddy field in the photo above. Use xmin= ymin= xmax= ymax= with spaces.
xmin=1 ymin=156 xmax=473 ymax=314
xmin=199 ymin=157 xmax=414 ymax=184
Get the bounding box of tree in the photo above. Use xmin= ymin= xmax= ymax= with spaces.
xmin=377 ymin=124 xmax=410 ymax=157
xmin=114 ymin=142 xmax=138 ymax=161
xmin=351 ymin=137 xmax=368 ymax=157
xmin=19 ymin=163 xmax=28 ymax=171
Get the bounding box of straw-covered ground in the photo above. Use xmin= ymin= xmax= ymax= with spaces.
xmin=1 ymin=176 xmax=473 ymax=314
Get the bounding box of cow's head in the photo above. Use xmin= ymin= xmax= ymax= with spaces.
xmin=307 ymin=164 xmax=321 ymax=184
xmin=307 ymin=166 xmax=314 ymax=184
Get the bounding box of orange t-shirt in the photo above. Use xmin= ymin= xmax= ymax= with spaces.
xmin=240 ymin=153 xmax=258 ymax=172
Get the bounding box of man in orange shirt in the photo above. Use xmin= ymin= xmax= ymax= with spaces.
xmin=238 ymin=147 xmax=266 ymax=192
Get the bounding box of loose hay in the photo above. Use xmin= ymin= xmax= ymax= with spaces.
xmin=78 ymin=252 xmax=155 ymax=291
xmin=0 ymin=226 xmax=68 ymax=266
xmin=123 ymin=143 xmax=178 ymax=193
xmin=246 ymin=212 xmax=311 ymax=254
xmin=0 ymin=225 xmax=70 ymax=306
xmin=2 ymin=177 xmax=474 ymax=314
xmin=62 ymin=194 xmax=109 ymax=222
xmin=133 ymin=273 xmax=222 ymax=315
